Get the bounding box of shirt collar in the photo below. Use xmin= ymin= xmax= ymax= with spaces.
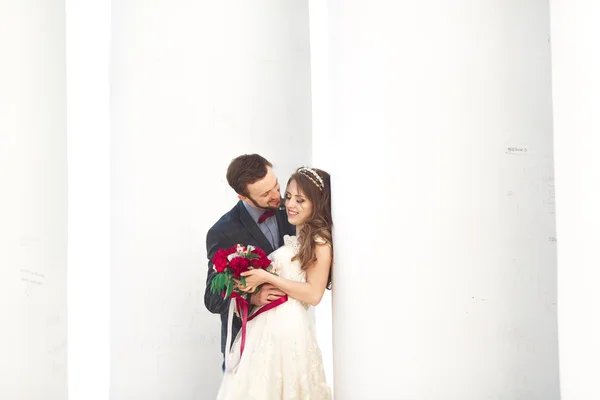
xmin=243 ymin=201 xmax=266 ymax=223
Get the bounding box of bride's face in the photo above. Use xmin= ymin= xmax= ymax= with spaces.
xmin=284 ymin=180 xmax=313 ymax=226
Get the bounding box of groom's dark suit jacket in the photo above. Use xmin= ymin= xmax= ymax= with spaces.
xmin=204 ymin=200 xmax=295 ymax=356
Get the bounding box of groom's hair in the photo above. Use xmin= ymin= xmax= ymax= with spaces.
xmin=227 ymin=154 xmax=273 ymax=196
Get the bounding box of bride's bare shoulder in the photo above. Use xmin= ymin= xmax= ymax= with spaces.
xmin=313 ymin=235 xmax=331 ymax=247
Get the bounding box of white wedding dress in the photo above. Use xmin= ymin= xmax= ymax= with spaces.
xmin=216 ymin=235 xmax=332 ymax=400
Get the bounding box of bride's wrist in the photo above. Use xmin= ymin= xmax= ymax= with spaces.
xmin=264 ymin=271 xmax=274 ymax=285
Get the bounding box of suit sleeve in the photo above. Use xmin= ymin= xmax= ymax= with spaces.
xmin=204 ymin=229 xmax=232 ymax=314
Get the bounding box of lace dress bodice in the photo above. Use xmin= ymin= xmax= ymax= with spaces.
xmin=267 ymin=235 xmax=309 ymax=309
xmin=268 ymin=235 xmax=306 ymax=283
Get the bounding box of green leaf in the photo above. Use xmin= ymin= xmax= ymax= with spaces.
xmin=225 ymin=281 xmax=233 ymax=299
xmin=211 ymin=273 xmax=227 ymax=295
xmin=240 ymin=277 xmax=247 ymax=287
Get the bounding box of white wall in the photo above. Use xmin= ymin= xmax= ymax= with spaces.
xmin=308 ymin=0 xmax=335 ymax=393
xmin=329 ymin=1 xmax=559 ymax=399
xmin=66 ymin=1 xmax=111 ymax=399
xmin=110 ymin=1 xmax=312 ymax=398
xmin=550 ymin=2 xmax=600 ymax=399
xmin=0 ymin=2 xmax=67 ymax=399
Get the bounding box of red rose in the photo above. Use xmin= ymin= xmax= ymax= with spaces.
xmin=251 ymin=248 xmax=267 ymax=258
xmin=212 ymin=249 xmax=230 ymax=273
xmin=225 ymin=246 xmax=237 ymax=256
xmin=250 ymin=248 xmax=271 ymax=269
xmin=228 ymin=256 xmax=251 ymax=278
xmin=252 ymin=255 xmax=272 ymax=269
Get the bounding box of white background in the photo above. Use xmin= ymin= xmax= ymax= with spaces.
xmin=550 ymin=1 xmax=600 ymax=399
xmin=2 ymin=1 xmax=599 ymax=399
xmin=328 ymin=1 xmax=559 ymax=399
xmin=1 ymin=2 xmax=67 ymax=399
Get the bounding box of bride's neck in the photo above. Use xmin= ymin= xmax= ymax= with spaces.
xmin=295 ymin=225 xmax=303 ymax=236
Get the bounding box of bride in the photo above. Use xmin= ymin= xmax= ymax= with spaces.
xmin=216 ymin=167 xmax=333 ymax=400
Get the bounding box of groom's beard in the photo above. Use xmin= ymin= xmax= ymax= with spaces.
xmin=247 ymin=195 xmax=280 ymax=211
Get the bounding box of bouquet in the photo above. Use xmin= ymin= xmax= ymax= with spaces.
xmin=210 ymin=244 xmax=287 ymax=372
xmin=210 ymin=244 xmax=275 ymax=300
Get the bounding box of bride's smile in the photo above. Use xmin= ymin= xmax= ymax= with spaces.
xmin=285 ymin=179 xmax=313 ymax=226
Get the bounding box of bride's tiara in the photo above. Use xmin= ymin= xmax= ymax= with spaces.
xmin=297 ymin=167 xmax=324 ymax=191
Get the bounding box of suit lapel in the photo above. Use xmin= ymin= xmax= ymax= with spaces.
xmin=237 ymin=201 xmax=274 ymax=254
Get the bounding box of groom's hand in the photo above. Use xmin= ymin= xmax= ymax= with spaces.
xmin=250 ymin=284 xmax=285 ymax=306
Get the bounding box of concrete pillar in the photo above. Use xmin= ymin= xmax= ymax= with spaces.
xmin=0 ymin=2 xmax=67 ymax=399
xmin=309 ymin=0 xmax=335 ymax=393
xmin=550 ymin=2 xmax=600 ymax=399
xmin=329 ymin=1 xmax=559 ymax=399
xmin=65 ymin=1 xmax=111 ymax=399
xmin=110 ymin=1 xmax=312 ymax=398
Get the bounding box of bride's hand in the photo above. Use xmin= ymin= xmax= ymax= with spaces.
xmin=234 ymin=279 xmax=257 ymax=293
xmin=239 ymin=269 xmax=270 ymax=293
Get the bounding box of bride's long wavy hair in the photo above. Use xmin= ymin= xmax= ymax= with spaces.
xmin=287 ymin=167 xmax=333 ymax=289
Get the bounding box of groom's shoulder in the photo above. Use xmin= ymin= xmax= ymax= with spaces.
xmin=208 ymin=201 xmax=243 ymax=233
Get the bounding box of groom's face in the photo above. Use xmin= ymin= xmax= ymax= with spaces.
xmin=240 ymin=166 xmax=281 ymax=210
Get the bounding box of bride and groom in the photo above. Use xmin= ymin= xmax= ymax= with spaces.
xmin=204 ymin=154 xmax=332 ymax=399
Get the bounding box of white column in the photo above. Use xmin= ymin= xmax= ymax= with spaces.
xmin=550 ymin=2 xmax=600 ymax=400
xmin=110 ymin=1 xmax=312 ymax=398
xmin=329 ymin=2 xmax=559 ymax=399
xmin=66 ymin=1 xmax=111 ymax=399
xmin=0 ymin=2 xmax=67 ymax=399
xmin=309 ymin=0 xmax=335 ymax=393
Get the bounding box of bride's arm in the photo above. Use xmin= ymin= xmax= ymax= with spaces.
xmin=240 ymin=243 xmax=332 ymax=306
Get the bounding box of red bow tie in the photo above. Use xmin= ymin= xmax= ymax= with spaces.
xmin=258 ymin=210 xmax=275 ymax=224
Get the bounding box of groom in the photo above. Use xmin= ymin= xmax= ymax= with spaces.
xmin=204 ymin=154 xmax=295 ymax=370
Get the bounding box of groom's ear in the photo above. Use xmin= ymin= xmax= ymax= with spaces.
xmin=238 ymin=194 xmax=248 ymax=202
